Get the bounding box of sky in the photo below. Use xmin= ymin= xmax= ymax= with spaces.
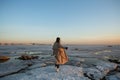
xmin=0 ymin=0 xmax=120 ymax=44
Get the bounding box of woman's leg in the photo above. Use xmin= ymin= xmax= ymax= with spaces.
xmin=55 ymin=64 xmax=59 ymax=72
xmin=55 ymin=64 xmax=59 ymax=68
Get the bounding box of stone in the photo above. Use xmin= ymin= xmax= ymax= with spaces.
xmin=0 ymin=56 xmax=10 ymax=63
xmin=18 ymin=55 xmax=39 ymax=60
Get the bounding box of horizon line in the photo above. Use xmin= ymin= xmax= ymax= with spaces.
xmin=0 ymin=42 xmax=120 ymax=45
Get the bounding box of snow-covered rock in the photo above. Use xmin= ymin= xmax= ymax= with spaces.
xmin=0 ymin=65 xmax=90 ymax=80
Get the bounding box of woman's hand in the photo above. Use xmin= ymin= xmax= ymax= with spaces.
xmin=65 ymin=47 xmax=68 ymax=50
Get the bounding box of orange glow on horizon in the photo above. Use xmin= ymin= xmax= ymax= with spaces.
xmin=0 ymin=37 xmax=120 ymax=45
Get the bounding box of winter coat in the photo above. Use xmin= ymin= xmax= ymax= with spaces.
xmin=53 ymin=42 xmax=68 ymax=64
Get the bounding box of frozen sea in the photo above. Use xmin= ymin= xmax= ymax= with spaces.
xmin=0 ymin=44 xmax=120 ymax=80
xmin=0 ymin=44 xmax=120 ymax=58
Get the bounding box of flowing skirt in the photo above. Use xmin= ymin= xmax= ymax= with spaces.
xmin=54 ymin=48 xmax=68 ymax=64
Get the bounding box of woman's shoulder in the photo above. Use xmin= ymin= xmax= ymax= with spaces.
xmin=54 ymin=42 xmax=59 ymax=45
xmin=53 ymin=42 xmax=58 ymax=46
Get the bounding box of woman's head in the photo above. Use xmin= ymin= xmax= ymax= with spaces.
xmin=56 ymin=37 xmax=60 ymax=43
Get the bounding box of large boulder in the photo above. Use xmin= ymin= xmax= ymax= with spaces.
xmin=0 ymin=56 xmax=10 ymax=63
xmin=108 ymin=58 xmax=120 ymax=64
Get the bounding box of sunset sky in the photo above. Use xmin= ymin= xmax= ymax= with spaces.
xmin=0 ymin=0 xmax=120 ymax=44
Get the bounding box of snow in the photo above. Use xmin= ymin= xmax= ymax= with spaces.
xmin=82 ymin=61 xmax=117 ymax=80
xmin=0 ymin=45 xmax=120 ymax=80
xmin=0 ymin=60 xmax=117 ymax=80
xmin=106 ymin=73 xmax=120 ymax=80
xmin=0 ymin=65 xmax=90 ymax=80
xmin=83 ymin=67 xmax=104 ymax=80
xmin=96 ymin=61 xmax=117 ymax=74
xmin=0 ymin=58 xmax=28 ymax=77
xmin=28 ymin=63 xmax=47 ymax=70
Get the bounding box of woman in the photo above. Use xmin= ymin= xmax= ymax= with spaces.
xmin=52 ymin=37 xmax=68 ymax=72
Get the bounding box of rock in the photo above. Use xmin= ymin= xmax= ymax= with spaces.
xmin=116 ymin=64 xmax=120 ymax=72
xmin=107 ymin=45 xmax=112 ymax=47
xmin=0 ymin=56 xmax=10 ymax=60
xmin=18 ymin=55 xmax=39 ymax=60
xmin=0 ymin=65 xmax=90 ymax=80
xmin=74 ymin=48 xmax=79 ymax=51
xmin=27 ymin=63 xmax=33 ymax=66
xmin=106 ymin=73 xmax=120 ymax=80
xmin=108 ymin=58 xmax=120 ymax=64
xmin=0 ymin=56 xmax=10 ymax=63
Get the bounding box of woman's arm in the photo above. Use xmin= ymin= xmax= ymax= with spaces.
xmin=59 ymin=44 xmax=68 ymax=50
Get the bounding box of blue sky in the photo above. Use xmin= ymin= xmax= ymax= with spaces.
xmin=0 ymin=0 xmax=120 ymax=44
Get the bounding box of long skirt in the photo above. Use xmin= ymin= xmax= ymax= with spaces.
xmin=54 ymin=48 xmax=68 ymax=64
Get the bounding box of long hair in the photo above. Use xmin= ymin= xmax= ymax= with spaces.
xmin=56 ymin=37 xmax=60 ymax=43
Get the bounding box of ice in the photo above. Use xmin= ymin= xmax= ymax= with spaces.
xmin=0 ymin=60 xmax=117 ymax=80
xmin=105 ymin=73 xmax=120 ymax=80
xmin=83 ymin=61 xmax=117 ymax=80
xmin=0 ymin=58 xmax=28 ymax=77
xmin=28 ymin=63 xmax=47 ymax=69
xmin=0 ymin=44 xmax=120 ymax=80
xmin=83 ymin=68 xmax=104 ymax=80
xmin=0 ymin=65 xmax=90 ymax=80
xmin=95 ymin=61 xmax=117 ymax=72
